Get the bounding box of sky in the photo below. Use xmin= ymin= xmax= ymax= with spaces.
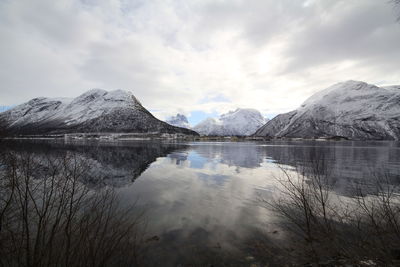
xmin=0 ymin=0 xmax=399 ymax=125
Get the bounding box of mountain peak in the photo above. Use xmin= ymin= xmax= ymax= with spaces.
xmin=255 ymin=80 xmax=400 ymax=140
xmin=339 ymin=80 xmax=367 ymax=86
xmin=166 ymin=113 xmax=191 ymax=129
xmin=301 ymin=80 xmax=380 ymax=109
xmin=78 ymin=88 xmax=107 ymax=98
xmin=176 ymin=113 xmax=188 ymax=122
xmin=1 ymin=89 xmax=198 ymax=136
xmin=194 ymin=108 xmax=267 ymax=136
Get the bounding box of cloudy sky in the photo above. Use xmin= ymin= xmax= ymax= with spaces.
xmin=0 ymin=0 xmax=399 ymax=125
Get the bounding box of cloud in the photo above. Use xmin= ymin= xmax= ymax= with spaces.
xmin=281 ymin=1 xmax=400 ymax=73
xmin=0 ymin=0 xmax=399 ymax=123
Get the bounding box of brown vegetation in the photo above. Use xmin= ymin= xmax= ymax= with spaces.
xmin=260 ymin=155 xmax=400 ymax=266
xmin=0 ymin=150 xmax=146 ymax=267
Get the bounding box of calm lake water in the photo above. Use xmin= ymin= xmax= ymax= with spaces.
xmin=3 ymin=139 xmax=400 ymax=266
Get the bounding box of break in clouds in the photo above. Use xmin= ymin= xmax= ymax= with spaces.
xmin=0 ymin=0 xmax=399 ymax=119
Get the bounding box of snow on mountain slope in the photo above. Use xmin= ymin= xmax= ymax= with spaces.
xmin=0 ymin=89 xmax=198 ymax=136
xmin=193 ymin=117 xmax=224 ymax=136
xmin=166 ymin=114 xmax=191 ymax=129
xmin=254 ymin=80 xmax=400 ymax=140
xmin=193 ymin=108 xmax=268 ymax=136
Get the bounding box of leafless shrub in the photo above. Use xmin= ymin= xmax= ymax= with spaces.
xmin=349 ymin=172 xmax=400 ymax=264
xmin=0 ymin=150 xmax=146 ymax=267
xmin=0 ymin=117 xmax=9 ymax=139
xmin=260 ymin=155 xmax=400 ymax=265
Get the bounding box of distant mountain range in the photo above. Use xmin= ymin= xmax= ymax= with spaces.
xmin=254 ymin=80 xmax=400 ymax=140
xmin=193 ymin=108 xmax=268 ymax=136
xmin=166 ymin=114 xmax=191 ymax=129
xmin=0 ymin=89 xmax=198 ymax=136
xmin=1 ymin=80 xmax=399 ymax=140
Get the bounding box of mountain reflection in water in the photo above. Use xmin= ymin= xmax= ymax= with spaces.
xmin=1 ymin=139 xmax=400 ymax=266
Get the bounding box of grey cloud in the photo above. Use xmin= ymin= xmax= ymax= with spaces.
xmin=0 ymin=0 xmax=399 ymax=116
xmin=190 ymin=0 xmax=308 ymax=47
xmin=280 ymin=0 xmax=400 ymax=74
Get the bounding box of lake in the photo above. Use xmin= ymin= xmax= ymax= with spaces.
xmin=2 ymin=139 xmax=400 ymax=266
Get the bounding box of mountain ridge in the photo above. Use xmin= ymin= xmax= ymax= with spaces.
xmin=254 ymin=80 xmax=400 ymax=140
xmin=0 ymin=89 xmax=198 ymax=136
xmin=193 ymin=108 xmax=268 ymax=136
xmin=166 ymin=113 xmax=191 ymax=129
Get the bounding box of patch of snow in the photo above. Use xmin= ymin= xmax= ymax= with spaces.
xmin=255 ymin=80 xmax=400 ymax=140
xmin=193 ymin=108 xmax=268 ymax=136
xmin=166 ymin=114 xmax=191 ymax=129
xmin=0 ymin=89 xmax=198 ymax=136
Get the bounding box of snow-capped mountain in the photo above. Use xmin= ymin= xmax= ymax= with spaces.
xmin=166 ymin=114 xmax=191 ymax=129
xmin=254 ymin=80 xmax=400 ymax=140
xmin=193 ymin=117 xmax=224 ymax=136
xmin=0 ymin=89 xmax=198 ymax=136
xmin=193 ymin=108 xmax=268 ymax=136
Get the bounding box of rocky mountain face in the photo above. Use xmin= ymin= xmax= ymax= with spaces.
xmin=193 ymin=108 xmax=268 ymax=136
xmin=254 ymin=80 xmax=400 ymax=140
xmin=0 ymin=89 xmax=198 ymax=136
xmin=166 ymin=114 xmax=191 ymax=129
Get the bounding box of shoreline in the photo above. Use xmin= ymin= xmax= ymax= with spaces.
xmin=1 ymin=133 xmax=397 ymax=142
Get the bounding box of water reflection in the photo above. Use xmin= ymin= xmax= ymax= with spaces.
xmin=4 ymin=140 xmax=399 ymax=190
xmin=1 ymin=139 xmax=400 ymax=265
xmin=0 ymin=139 xmax=188 ymax=187
xmin=119 ymin=151 xmax=272 ymax=265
